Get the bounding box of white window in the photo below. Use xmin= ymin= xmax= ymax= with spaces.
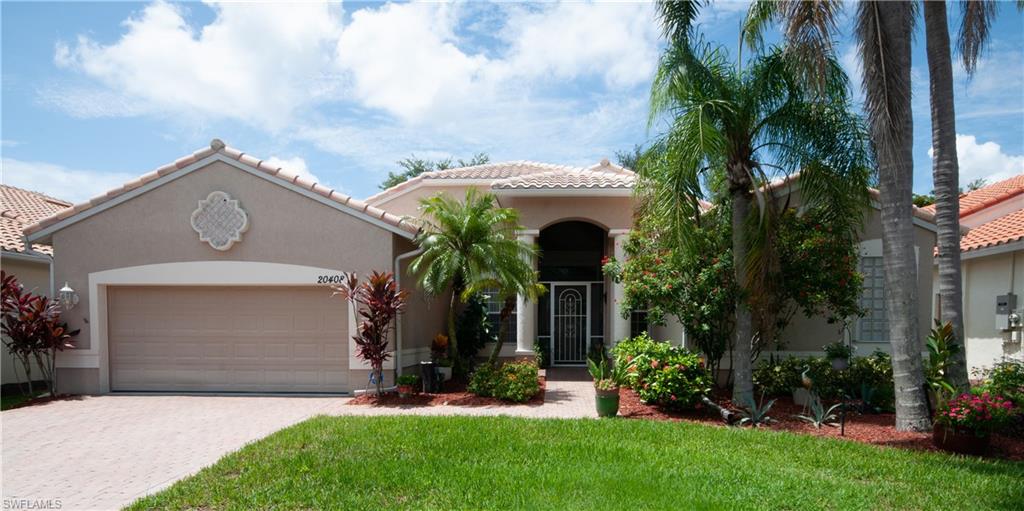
xmin=858 ymin=256 xmax=888 ymax=342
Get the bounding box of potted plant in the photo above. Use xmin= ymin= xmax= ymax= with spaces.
xmin=396 ymin=374 xmax=420 ymax=398
xmin=431 ymin=333 xmax=452 ymax=381
xmin=933 ymin=392 xmax=1015 ymax=455
xmin=587 ymin=356 xmax=634 ymax=418
xmin=824 ymin=341 xmax=854 ymax=371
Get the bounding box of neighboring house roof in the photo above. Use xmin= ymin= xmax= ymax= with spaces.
xmin=366 ymin=158 xmax=636 ymax=204
xmin=920 ymin=174 xmax=1024 ymax=217
xmin=23 ymin=139 xmax=420 ymax=242
xmin=1 ymin=185 xmax=71 ymax=256
xmin=959 ymin=208 xmax=1024 ymax=253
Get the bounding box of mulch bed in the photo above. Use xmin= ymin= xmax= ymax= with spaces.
xmin=618 ymin=388 xmax=1024 ymax=461
xmin=348 ymin=377 xmax=546 ymax=407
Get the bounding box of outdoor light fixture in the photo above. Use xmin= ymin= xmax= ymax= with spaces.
xmin=59 ymin=282 xmax=79 ymax=311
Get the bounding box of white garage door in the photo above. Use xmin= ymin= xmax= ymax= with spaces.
xmin=109 ymin=286 xmax=348 ymax=393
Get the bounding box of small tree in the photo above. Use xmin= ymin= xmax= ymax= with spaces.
xmin=334 ymin=271 xmax=408 ymax=395
xmin=1 ymin=271 xmax=78 ymax=396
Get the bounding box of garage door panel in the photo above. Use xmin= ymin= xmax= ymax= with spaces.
xmin=109 ymin=286 xmax=348 ymax=393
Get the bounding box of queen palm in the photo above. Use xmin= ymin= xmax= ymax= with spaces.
xmin=409 ymin=189 xmax=539 ymax=375
xmin=644 ymin=37 xmax=871 ymax=405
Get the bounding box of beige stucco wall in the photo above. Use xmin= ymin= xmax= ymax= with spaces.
xmin=953 ymin=249 xmax=1024 ymax=373
xmin=394 ymin=237 xmax=449 ymax=372
xmin=371 ymin=184 xmax=493 ymax=219
xmin=779 ymin=206 xmax=937 ymax=356
xmin=501 ymin=195 xmax=634 ymax=231
xmin=45 ymin=160 xmax=404 ymax=394
xmin=1 ymin=257 xmax=51 ymax=385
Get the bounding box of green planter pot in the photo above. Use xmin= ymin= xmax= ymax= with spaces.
xmin=595 ymin=387 xmax=621 ymax=417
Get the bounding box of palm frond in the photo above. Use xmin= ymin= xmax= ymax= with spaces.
xmin=655 ymin=0 xmax=707 ymax=43
xmin=957 ymin=0 xmax=998 ymax=74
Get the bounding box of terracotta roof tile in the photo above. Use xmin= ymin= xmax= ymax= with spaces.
xmin=367 ymin=159 xmax=637 ymax=202
xmin=960 ymin=208 xmax=1024 ymax=252
xmin=1 ymin=185 xmax=71 ymax=255
xmin=23 ymin=139 xmax=420 ymax=239
xmin=921 ymin=174 xmax=1024 ymax=217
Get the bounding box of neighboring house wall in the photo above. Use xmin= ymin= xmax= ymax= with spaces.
xmin=46 ymin=160 xmax=401 ymax=394
xmin=958 ymin=249 xmax=1024 ymax=373
xmin=1 ymin=257 xmax=50 ymax=385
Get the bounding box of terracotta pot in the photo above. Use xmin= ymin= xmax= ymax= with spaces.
xmin=397 ymin=385 xmax=415 ymax=398
xmin=932 ymin=423 xmax=990 ymax=456
xmin=595 ymin=387 xmax=621 ymax=417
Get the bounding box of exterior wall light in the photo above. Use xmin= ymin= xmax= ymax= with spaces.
xmin=59 ymin=282 xmax=79 ymax=311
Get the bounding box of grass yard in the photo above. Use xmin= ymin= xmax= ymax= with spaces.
xmin=129 ymin=415 xmax=1023 ymax=510
xmin=0 ymin=389 xmax=44 ymax=410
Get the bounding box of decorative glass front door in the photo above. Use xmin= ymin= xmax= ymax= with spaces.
xmin=552 ymin=284 xmax=588 ymax=364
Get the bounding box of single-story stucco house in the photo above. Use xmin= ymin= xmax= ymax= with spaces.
xmin=926 ymin=175 xmax=1024 ymax=373
xmin=1 ymin=185 xmax=72 ymax=385
xmin=23 ymin=140 xmax=938 ymax=395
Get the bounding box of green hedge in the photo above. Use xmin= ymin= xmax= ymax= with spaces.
xmin=753 ymin=350 xmax=894 ymax=409
xmin=468 ymin=360 xmax=540 ymax=403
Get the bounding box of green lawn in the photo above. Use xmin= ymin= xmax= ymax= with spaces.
xmin=0 ymin=390 xmax=43 ymax=410
xmin=129 ymin=415 xmax=1023 ymax=510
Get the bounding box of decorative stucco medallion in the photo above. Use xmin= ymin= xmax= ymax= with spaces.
xmin=190 ymin=191 xmax=249 ymax=251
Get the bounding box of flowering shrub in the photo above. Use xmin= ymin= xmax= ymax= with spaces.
xmin=974 ymin=360 xmax=1024 ymax=407
xmin=935 ymin=392 xmax=1016 ymax=436
xmin=612 ymin=334 xmax=711 ymax=409
xmin=469 ymin=359 xmax=539 ymax=402
xmin=752 ymin=351 xmax=894 ymax=408
xmin=492 ymin=360 xmax=540 ymax=403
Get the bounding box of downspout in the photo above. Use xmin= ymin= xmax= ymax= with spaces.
xmin=393 ymin=247 xmax=423 ymax=376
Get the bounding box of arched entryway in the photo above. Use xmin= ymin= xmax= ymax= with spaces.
xmin=537 ymin=221 xmax=606 ymax=365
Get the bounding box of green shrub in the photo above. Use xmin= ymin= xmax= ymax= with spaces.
xmin=468 ymin=360 xmax=540 ymax=403
xmin=612 ymin=333 xmax=711 ymax=409
xmin=975 ymin=359 xmax=1024 ymax=407
xmin=468 ymin=363 xmax=500 ymax=397
xmin=753 ymin=351 xmax=895 ymax=406
xmin=492 ymin=360 xmax=540 ymax=403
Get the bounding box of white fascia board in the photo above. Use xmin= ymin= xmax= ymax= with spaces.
xmin=960 ymin=240 xmax=1024 ymax=261
xmin=27 ymin=153 xmax=415 ymax=243
xmin=494 ymin=188 xmax=633 ymax=197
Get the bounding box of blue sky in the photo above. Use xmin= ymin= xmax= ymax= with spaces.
xmin=2 ymin=1 xmax=1022 ymax=203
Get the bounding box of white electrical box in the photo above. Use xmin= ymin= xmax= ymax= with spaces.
xmin=996 ymin=294 xmax=1016 ymax=330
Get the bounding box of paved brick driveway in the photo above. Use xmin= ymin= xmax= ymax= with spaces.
xmin=1 ymin=370 xmax=593 ymax=510
xmin=1 ymin=395 xmax=339 ymax=510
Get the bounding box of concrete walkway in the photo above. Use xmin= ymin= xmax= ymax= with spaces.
xmin=1 ymin=369 xmax=594 ymax=510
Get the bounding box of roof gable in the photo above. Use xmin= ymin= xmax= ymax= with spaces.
xmin=2 ymin=185 xmax=71 ymax=254
xmin=24 ymin=140 xmax=419 ymax=243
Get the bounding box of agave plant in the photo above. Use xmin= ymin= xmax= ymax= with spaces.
xmin=738 ymin=393 xmax=777 ymax=427
xmin=796 ymin=392 xmax=842 ymax=429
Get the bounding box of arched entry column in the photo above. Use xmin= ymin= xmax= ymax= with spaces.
xmin=515 ymin=230 xmax=539 ymax=355
xmin=609 ymin=229 xmax=631 ymax=345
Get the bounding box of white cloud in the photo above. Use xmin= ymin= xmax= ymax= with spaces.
xmin=1 ymin=158 xmax=136 ymax=203
xmin=334 ymin=3 xmax=489 ymax=123
xmin=51 ymin=0 xmax=343 ymax=129
xmin=263 ymin=156 xmax=320 ymax=184
xmin=929 ymin=134 xmax=1024 ymax=185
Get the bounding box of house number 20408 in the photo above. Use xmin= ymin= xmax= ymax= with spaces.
xmin=317 ymin=275 xmax=346 ymax=284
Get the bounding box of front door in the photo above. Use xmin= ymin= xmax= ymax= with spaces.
xmin=552 ymin=284 xmax=588 ymax=365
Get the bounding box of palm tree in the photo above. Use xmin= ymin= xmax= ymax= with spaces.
xmin=855 ymin=0 xmax=932 ymax=431
xmin=644 ymin=37 xmax=871 ymax=405
xmin=409 ymin=189 xmax=539 ymax=375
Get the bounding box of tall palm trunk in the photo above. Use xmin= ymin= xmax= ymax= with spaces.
xmin=924 ymin=0 xmax=969 ymax=392
xmin=729 ymin=163 xmax=754 ymax=405
xmin=447 ymin=284 xmax=463 ymax=376
xmin=858 ymin=0 xmax=931 ymax=431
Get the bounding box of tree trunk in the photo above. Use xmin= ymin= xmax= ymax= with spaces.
xmin=488 ymin=296 xmax=515 ymax=365
xmin=924 ymin=0 xmax=969 ymax=392
xmin=447 ymin=287 xmax=462 ymax=377
xmin=729 ymin=165 xmax=754 ymax=406
xmin=861 ymin=0 xmax=932 ymax=431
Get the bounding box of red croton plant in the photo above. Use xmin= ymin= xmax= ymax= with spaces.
xmin=1 ymin=271 xmax=79 ymax=396
xmin=333 ymin=271 xmax=408 ymax=395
